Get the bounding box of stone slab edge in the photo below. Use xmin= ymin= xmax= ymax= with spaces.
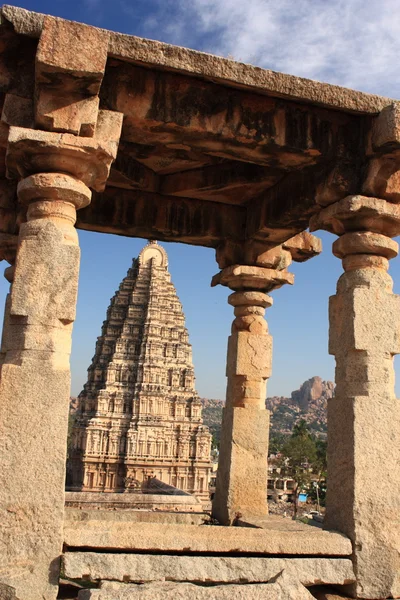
xmin=64 ymin=508 xmax=207 ymax=525
xmin=75 ymin=575 xmax=316 ymax=600
xmin=65 ymin=491 xmax=200 ymax=505
xmin=62 ymin=552 xmax=356 ymax=586
xmin=64 ymin=521 xmax=352 ymax=555
xmin=1 ymin=4 xmax=395 ymax=115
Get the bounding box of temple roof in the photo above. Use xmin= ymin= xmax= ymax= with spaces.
xmin=0 ymin=6 xmax=398 ymax=252
xmin=1 ymin=4 xmax=393 ymax=115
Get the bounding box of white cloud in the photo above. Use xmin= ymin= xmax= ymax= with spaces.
xmin=137 ymin=0 xmax=400 ymax=98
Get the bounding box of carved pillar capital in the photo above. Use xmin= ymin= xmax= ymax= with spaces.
xmin=310 ymin=194 xmax=400 ymax=238
xmin=6 ymin=112 xmax=123 ymax=192
xmin=310 ymin=193 xmax=400 ymax=276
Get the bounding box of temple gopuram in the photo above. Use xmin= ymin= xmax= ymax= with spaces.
xmin=68 ymin=241 xmax=212 ymax=502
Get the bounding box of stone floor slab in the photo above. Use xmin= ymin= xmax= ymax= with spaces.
xmin=65 ymin=508 xmax=207 ymax=526
xmin=77 ymin=571 xmax=314 ymax=599
xmin=64 ymin=517 xmax=352 ymax=556
xmin=63 ymin=552 xmax=355 ymax=586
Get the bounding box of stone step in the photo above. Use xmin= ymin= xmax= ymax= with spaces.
xmin=62 ymin=552 xmax=355 ymax=586
xmin=76 ymin=571 xmax=315 ymax=599
xmin=64 ymin=518 xmax=352 ymax=556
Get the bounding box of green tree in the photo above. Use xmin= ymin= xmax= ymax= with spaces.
xmin=310 ymin=438 xmax=327 ymax=509
xmin=269 ymin=432 xmax=287 ymax=455
xmin=279 ymin=421 xmax=317 ymax=519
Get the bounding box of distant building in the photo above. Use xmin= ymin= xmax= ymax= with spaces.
xmin=67 ymin=241 xmax=212 ymax=503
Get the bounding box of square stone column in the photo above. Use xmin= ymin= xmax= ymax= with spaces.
xmin=311 ymin=196 xmax=400 ymax=599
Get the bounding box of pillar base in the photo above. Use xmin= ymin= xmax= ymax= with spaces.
xmin=212 ymin=406 xmax=269 ymax=525
xmin=0 ymin=360 xmax=70 ymax=600
xmin=325 ymin=393 xmax=400 ymax=599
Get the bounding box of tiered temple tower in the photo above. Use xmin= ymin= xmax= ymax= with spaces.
xmin=68 ymin=241 xmax=212 ymax=502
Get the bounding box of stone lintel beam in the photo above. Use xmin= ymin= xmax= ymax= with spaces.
xmin=35 ymin=16 xmax=110 ymax=136
xmin=246 ymin=163 xmax=362 ymax=243
xmin=110 ymin=151 xmax=158 ymax=191
xmin=310 ymin=194 xmax=400 ymax=599
xmin=77 ymin=188 xmax=246 ymax=247
xmin=0 ymin=5 xmax=395 ymax=118
xmin=102 ymin=62 xmax=364 ymax=168
xmin=160 ymin=162 xmax=283 ymax=203
xmin=6 ymin=115 xmax=123 ymax=191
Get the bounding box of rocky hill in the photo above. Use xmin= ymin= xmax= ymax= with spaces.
xmin=267 ymin=376 xmax=333 ymax=438
xmin=200 ymin=376 xmax=333 ymax=444
xmin=200 ymin=398 xmax=225 ymax=446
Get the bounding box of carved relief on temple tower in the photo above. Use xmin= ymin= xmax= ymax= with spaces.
xmin=67 ymin=241 xmax=212 ymax=502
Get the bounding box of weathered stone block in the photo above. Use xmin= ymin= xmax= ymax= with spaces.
xmin=77 ymin=571 xmax=315 ymax=599
xmin=11 ymin=221 xmax=80 ymax=325
xmin=362 ymin=155 xmax=400 ymax=203
xmin=65 ymin=507 xmax=205 ymax=525
xmin=36 ymin=91 xmax=100 ymax=136
xmin=36 ymin=16 xmax=109 ymax=95
xmin=325 ymin=394 xmax=400 ymax=599
xmin=329 ymin=273 xmax=400 ymax=357
xmin=212 ymin=406 xmax=269 ymax=523
xmin=1 ymin=94 xmax=34 ymax=128
xmin=243 ymin=241 xmax=293 ymax=269
xmin=283 ymin=231 xmax=322 ymax=262
xmin=63 ymin=518 xmax=352 ymax=555
xmin=372 ymin=102 xmax=400 ymax=149
xmin=227 ymin=331 xmax=272 ymax=379
xmin=0 ymin=361 xmax=71 ymax=600
xmin=62 ymin=552 xmax=355 ymax=586
xmin=95 ymin=110 xmax=124 ymax=146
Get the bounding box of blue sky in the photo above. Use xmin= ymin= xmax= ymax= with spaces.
xmin=1 ymin=0 xmax=400 ymax=399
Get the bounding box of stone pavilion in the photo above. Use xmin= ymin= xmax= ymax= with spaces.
xmin=0 ymin=5 xmax=399 ymax=599
xmin=67 ymin=240 xmax=212 ymax=502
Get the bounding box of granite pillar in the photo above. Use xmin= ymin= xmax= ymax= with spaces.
xmin=311 ymin=195 xmax=400 ymax=599
xmin=211 ymin=252 xmax=294 ymax=525
xmin=0 ymin=173 xmax=91 ymax=600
